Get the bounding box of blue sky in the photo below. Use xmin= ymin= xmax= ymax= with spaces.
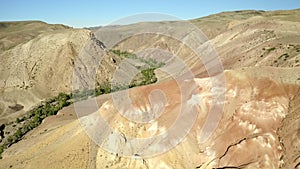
xmin=0 ymin=0 xmax=299 ymax=28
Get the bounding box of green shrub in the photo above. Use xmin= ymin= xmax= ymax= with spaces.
xmin=15 ymin=118 xmax=21 ymax=123
xmin=0 ymin=145 xmax=3 ymax=158
xmin=14 ymin=129 xmax=22 ymax=139
xmin=140 ymin=68 xmax=157 ymax=85
xmin=6 ymin=136 xmax=13 ymax=145
xmin=266 ymin=47 xmax=276 ymax=52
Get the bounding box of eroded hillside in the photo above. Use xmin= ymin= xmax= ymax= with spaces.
xmin=0 ymin=9 xmax=300 ymax=169
xmin=0 ymin=67 xmax=299 ymax=169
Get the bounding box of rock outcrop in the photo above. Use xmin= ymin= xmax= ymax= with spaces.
xmin=0 ymin=67 xmax=299 ymax=169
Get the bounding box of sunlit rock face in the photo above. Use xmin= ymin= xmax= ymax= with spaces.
xmin=86 ymin=69 xmax=299 ymax=169
xmin=0 ymin=68 xmax=299 ymax=169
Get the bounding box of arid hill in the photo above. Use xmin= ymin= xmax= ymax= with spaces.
xmin=0 ymin=9 xmax=300 ymax=169
xmin=0 ymin=67 xmax=299 ymax=169
xmin=0 ymin=21 xmax=88 ymax=123
xmin=0 ymin=21 xmax=128 ymax=123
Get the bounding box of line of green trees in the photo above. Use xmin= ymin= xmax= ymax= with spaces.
xmin=0 ymin=50 xmax=164 ymax=158
xmin=0 ymin=93 xmax=71 ymax=158
xmin=110 ymin=49 xmax=165 ymax=68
